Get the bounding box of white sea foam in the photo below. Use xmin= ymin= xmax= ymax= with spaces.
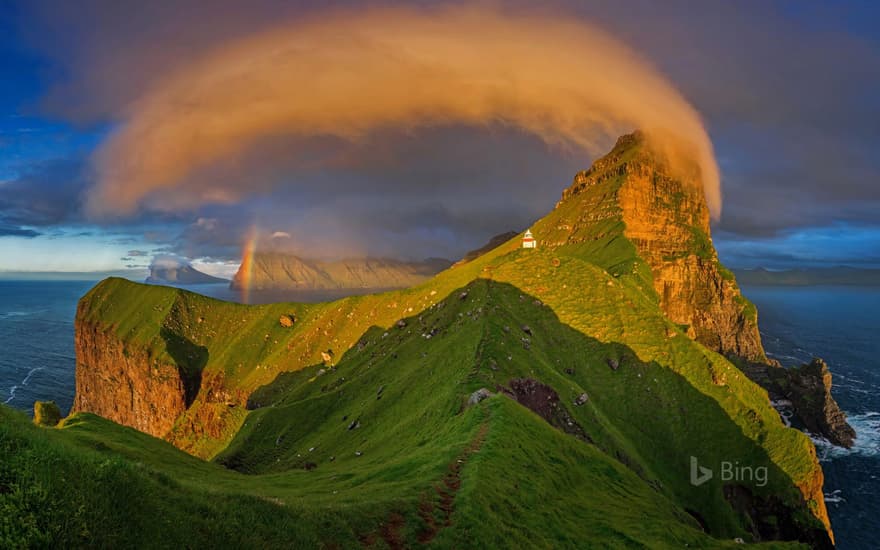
xmin=770 ymin=399 xmax=794 ymax=427
xmin=824 ymin=489 xmax=845 ymax=504
xmin=813 ymin=412 xmax=880 ymax=461
xmin=0 ymin=311 xmax=34 ymax=319
xmin=3 ymin=386 xmax=17 ymax=404
xmin=3 ymin=366 xmax=43 ymax=405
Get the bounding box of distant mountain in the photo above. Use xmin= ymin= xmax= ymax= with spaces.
xmin=230 ymin=253 xmax=451 ymax=291
xmin=146 ymin=257 xmax=227 ymax=285
xmin=735 ymin=266 xmax=880 ymax=286
xmin=454 ymin=230 xmax=519 ymax=265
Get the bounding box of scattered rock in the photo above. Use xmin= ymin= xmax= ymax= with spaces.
xmin=321 ymin=349 xmax=334 ymax=364
xmin=710 ymin=367 xmax=727 ymax=386
xmin=348 ymin=419 xmax=360 ymax=431
xmin=377 ymin=385 xmax=385 ymax=400
xmin=278 ymin=314 xmax=295 ymax=328
xmin=355 ymin=450 xmax=363 ymax=457
xmin=459 ymin=291 xmax=469 ymax=300
xmin=468 ymin=388 xmax=493 ymax=406
xmin=396 ymin=319 xmax=407 ymax=329
xmin=574 ymin=393 xmax=589 ymax=406
xmin=607 ymin=358 xmax=620 ymax=371
xmin=564 ymin=367 xmax=575 ymax=376
xmin=521 ymin=325 xmax=532 ymax=336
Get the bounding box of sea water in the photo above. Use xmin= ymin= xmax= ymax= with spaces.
xmin=742 ymin=285 xmax=880 ymax=549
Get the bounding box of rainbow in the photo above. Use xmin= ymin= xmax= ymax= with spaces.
xmin=238 ymin=226 xmax=258 ymax=303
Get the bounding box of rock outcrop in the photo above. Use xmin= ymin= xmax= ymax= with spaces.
xmin=33 ymin=401 xmax=61 ymax=427
xmin=772 ymin=358 xmax=856 ymax=448
xmin=73 ymin=317 xmax=191 ymax=438
xmin=555 ymin=132 xmax=765 ymax=361
xmin=230 ymin=253 xmax=451 ymax=291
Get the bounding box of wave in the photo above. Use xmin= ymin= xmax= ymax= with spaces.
xmin=2 ymin=366 xmax=44 ymax=405
xmin=824 ymin=489 xmax=846 ymax=504
xmin=0 ymin=310 xmax=39 ymax=319
xmin=770 ymin=399 xmax=794 ymax=427
xmin=813 ymin=411 xmax=880 ymax=461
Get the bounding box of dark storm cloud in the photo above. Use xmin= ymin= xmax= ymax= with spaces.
xmin=562 ymin=0 xmax=880 ymax=238
xmin=11 ymin=0 xmax=880 ymax=266
xmin=0 ymin=224 xmax=41 ymax=238
xmin=0 ymin=158 xmax=87 ymax=227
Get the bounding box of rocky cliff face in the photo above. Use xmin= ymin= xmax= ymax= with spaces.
xmin=556 ymin=132 xmax=766 ymax=361
xmin=230 ymin=253 xmax=451 ymax=291
xmin=773 ymin=358 xmax=856 ymax=448
xmin=73 ymin=316 xmax=190 ymax=438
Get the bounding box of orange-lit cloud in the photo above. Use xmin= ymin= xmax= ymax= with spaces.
xmin=88 ymin=5 xmax=721 ymax=219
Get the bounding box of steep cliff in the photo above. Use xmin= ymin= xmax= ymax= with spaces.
xmin=73 ymin=285 xmax=208 ymax=439
xmin=548 ymin=132 xmax=765 ymax=361
xmin=230 ymin=253 xmax=451 ymax=291
xmin=772 ymin=358 xmax=856 ymax=448
xmin=73 ymin=317 xmax=189 ymax=438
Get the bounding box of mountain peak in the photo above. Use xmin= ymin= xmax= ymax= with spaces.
xmin=536 ymin=133 xmax=763 ymax=360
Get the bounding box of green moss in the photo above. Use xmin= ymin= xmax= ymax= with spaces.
xmin=33 ymin=401 xmax=61 ymax=427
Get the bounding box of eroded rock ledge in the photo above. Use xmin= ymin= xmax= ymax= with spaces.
xmin=743 ymin=357 xmax=856 ymax=448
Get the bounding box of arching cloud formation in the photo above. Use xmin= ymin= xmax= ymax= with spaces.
xmin=88 ymin=5 xmax=721 ymax=219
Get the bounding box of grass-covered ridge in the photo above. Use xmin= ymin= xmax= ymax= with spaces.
xmin=25 ymin=132 xmax=831 ymax=546
xmin=4 ymin=278 xmax=821 ymax=547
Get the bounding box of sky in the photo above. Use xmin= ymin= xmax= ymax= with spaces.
xmin=0 ymin=0 xmax=878 ymax=277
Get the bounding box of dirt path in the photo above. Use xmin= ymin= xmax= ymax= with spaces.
xmin=417 ymin=422 xmax=489 ymax=544
xmin=360 ymin=421 xmax=489 ymax=548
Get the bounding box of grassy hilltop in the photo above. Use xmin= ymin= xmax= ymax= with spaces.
xmin=1 ymin=135 xmax=832 ymax=548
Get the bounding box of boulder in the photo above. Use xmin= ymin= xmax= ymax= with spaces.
xmin=468 ymin=388 xmax=492 ymax=406
xmin=33 ymin=400 xmax=61 ymax=427
xmin=279 ymin=314 xmax=295 ymax=328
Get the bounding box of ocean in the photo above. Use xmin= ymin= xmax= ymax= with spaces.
xmin=742 ymin=285 xmax=880 ymax=549
xmin=1 ymin=280 xmax=877 ymax=548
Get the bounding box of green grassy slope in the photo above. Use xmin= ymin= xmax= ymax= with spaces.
xmin=3 ymin=278 xmax=814 ymax=547
xmin=25 ymin=134 xmax=831 ymax=546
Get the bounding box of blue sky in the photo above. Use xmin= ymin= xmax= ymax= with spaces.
xmin=1 ymin=0 xmax=879 ymax=276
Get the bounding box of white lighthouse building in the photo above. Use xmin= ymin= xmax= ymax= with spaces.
xmin=522 ymin=229 xmax=537 ymax=249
